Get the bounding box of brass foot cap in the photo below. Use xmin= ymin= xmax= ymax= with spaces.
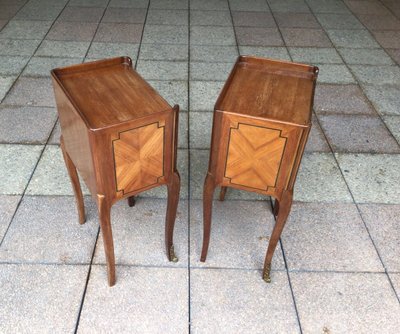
xmin=169 ymin=245 xmax=179 ymax=263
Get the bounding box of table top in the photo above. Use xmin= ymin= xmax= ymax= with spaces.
xmin=216 ymin=56 xmax=318 ymax=125
xmin=51 ymin=57 xmax=171 ymax=130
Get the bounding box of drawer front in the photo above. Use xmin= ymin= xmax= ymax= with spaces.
xmin=112 ymin=122 xmax=164 ymax=195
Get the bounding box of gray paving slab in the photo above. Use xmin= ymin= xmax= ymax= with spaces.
xmin=0 ymin=195 xmax=20 ymax=240
xmin=190 ymin=10 xmax=232 ymax=26
xmin=48 ymin=119 xmax=61 ymax=144
xmin=136 ymin=60 xmax=188 ymax=81
xmin=3 ymin=77 xmax=55 ymax=107
xmin=189 ymin=62 xmax=233 ymax=81
xmin=362 ymin=85 xmax=400 ymax=116
xmin=46 ymin=21 xmax=98 ymax=41
xmin=0 ymin=106 xmax=57 ymax=144
xmin=0 ymin=196 xmax=98 ymax=264
xmin=68 ymin=0 xmax=108 ymax=6
xmin=372 ymin=30 xmax=400 ymax=49
xmin=239 ymin=46 xmax=291 ymax=60
xmin=150 ymin=0 xmax=188 ymax=10
xmin=109 ymin=0 xmax=149 ymax=7
xmin=315 ymin=13 xmax=364 ymax=29
xmin=236 ymin=27 xmax=284 ymax=46
xmin=148 ymin=80 xmax=188 ymax=111
xmin=358 ymin=204 xmax=400 ymax=272
xmin=26 ymin=145 xmax=90 ymax=196
xmin=389 ymin=273 xmax=400 ymax=300
xmin=0 ymin=75 xmax=16 ymax=102
xmin=189 ymin=80 xmax=224 ymax=112
xmin=358 ymin=14 xmax=400 ymax=31
xmin=190 ymin=45 xmax=238 ymax=63
xmin=383 ymin=116 xmax=400 ymax=144
xmin=94 ymin=23 xmax=143 ymax=43
xmin=14 ymin=4 xmax=64 ymax=21
xmin=338 ymin=48 xmax=394 ymax=65
xmin=87 ymin=42 xmax=139 ymax=60
xmin=291 ymin=272 xmax=400 ymax=333
xmin=189 ymin=111 xmax=212 ymax=149
xmin=306 ymin=0 xmax=350 ymax=13
xmin=229 ymin=0 xmax=269 ymax=12
xmin=190 ymin=200 xmax=285 ymax=270
xmin=315 ymin=64 xmax=356 ymax=84
xmin=0 ymin=20 xmax=52 ymax=39
xmin=386 ymin=48 xmax=400 ymax=65
xmin=190 ymin=26 xmax=236 ymax=46
xmin=0 ymin=263 xmax=88 ymax=333
xmin=283 ymin=202 xmax=383 ymax=271
xmin=289 ymin=47 xmax=342 ymax=64
xmin=190 ymin=269 xmax=300 ymax=333
xmin=139 ymin=43 xmax=188 ymax=61
xmin=0 ymin=39 xmax=41 ymax=56
xmin=314 ymin=84 xmax=375 ymax=115
xmin=77 ymin=265 xmax=188 ymax=333
xmin=0 ymin=144 xmax=42 ymax=195
xmin=318 ymin=114 xmax=400 ymax=153
xmin=22 ymin=57 xmax=83 ymax=77
xmin=274 ymin=12 xmax=321 ymax=28
xmin=281 ymin=28 xmax=332 ymax=47
xmin=305 ymin=116 xmax=331 ymax=152
xmin=57 ymin=6 xmax=105 ymax=22
xmin=191 ymin=0 xmax=229 ymax=11
xmin=269 ymin=0 xmax=310 ymax=13
xmin=294 ymin=152 xmax=353 ymax=202
xmin=349 ymin=65 xmax=400 ymax=85
xmin=35 ymin=40 xmax=91 ymax=58
xmin=0 ymin=56 xmax=30 ymax=76
xmin=231 ymin=10 xmax=276 ymax=27
xmin=0 ymin=20 xmax=7 ymax=30
xmin=336 ymin=153 xmax=400 ymax=204
xmin=345 ymin=0 xmax=391 ymax=15
xmin=326 ymin=29 xmax=381 ymax=48
xmin=142 ymin=24 xmax=188 ymax=44
xmin=102 ymin=7 xmax=147 ymax=23
xmin=0 ymin=5 xmax=21 ymax=20
xmin=93 ymin=199 xmax=188 ymax=266
xmin=146 ymin=9 xmax=188 ymax=25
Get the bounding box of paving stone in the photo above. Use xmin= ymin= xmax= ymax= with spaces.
xmin=386 ymin=48 xmax=400 ymax=65
xmin=3 ymin=77 xmax=55 ymax=107
xmin=390 ymin=273 xmax=400 ymax=299
xmin=345 ymin=0 xmax=392 ymax=15
xmin=291 ymin=272 xmax=400 ymax=333
xmin=231 ymin=11 xmax=276 ymax=27
xmin=316 ymin=64 xmax=355 ymax=84
xmin=0 ymin=75 xmax=16 ymax=102
xmin=306 ymin=0 xmax=350 ymax=13
xmin=57 ymin=6 xmax=105 ymax=22
xmin=0 ymin=263 xmax=88 ymax=333
xmin=315 ymin=13 xmax=364 ymax=29
xmin=191 ymin=269 xmax=299 ymax=333
xmin=94 ymin=23 xmax=143 ymax=43
xmin=318 ymin=114 xmax=400 ymax=153
xmin=189 ymin=111 xmax=212 ymax=149
xmin=383 ymin=116 xmax=400 ymax=143
xmin=148 ymin=80 xmax=188 ymax=111
xmin=0 ymin=106 xmax=57 ymax=144
xmin=236 ymin=27 xmax=284 ymax=46
xmin=358 ymin=14 xmax=400 ymax=31
xmin=0 ymin=5 xmax=21 ymax=20
xmin=87 ymin=42 xmax=139 ymax=60
xmin=283 ymin=203 xmax=383 ymax=271
xmin=189 ymin=81 xmax=224 ymax=111
xmin=22 ymin=57 xmax=83 ymax=77
xmin=338 ymin=48 xmax=394 ymax=65
xmin=102 ymin=7 xmax=147 ymax=23
xmin=336 ymin=153 xmax=400 ymax=204
xmin=190 ymin=200 xmax=285 ymax=269
xmin=294 ymin=152 xmax=352 ymax=202
xmin=0 ymin=39 xmax=41 ymax=56
xmin=275 ymin=12 xmax=320 ymax=28
xmin=190 ymin=10 xmax=232 ymax=26
xmin=26 ymin=145 xmax=90 ymax=196
xmin=269 ymin=0 xmax=310 ymax=13
xmin=349 ymin=65 xmax=400 ymax=85
xmin=0 ymin=56 xmax=29 ymax=76
xmin=190 ymin=62 xmax=233 ymax=81
xmin=305 ymin=116 xmax=330 ymax=152
xmin=359 ymin=204 xmax=400 ymax=271
xmin=150 ymin=0 xmax=188 ymax=9
xmin=35 ymin=41 xmax=90 ymax=58
xmin=239 ymin=46 xmax=291 ymax=60
xmin=281 ymin=28 xmax=332 ymax=47
xmin=326 ymin=29 xmax=380 ymax=48
xmin=68 ymin=0 xmax=108 ymax=6
xmin=190 ymin=26 xmax=235 ymax=46
xmin=139 ymin=43 xmax=188 ymax=61
xmin=189 ymin=149 xmax=267 ymax=200
xmin=0 ymin=20 xmax=52 ymax=39
xmin=0 ymin=195 xmax=20 ymax=240
xmin=190 ymin=45 xmax=238 ymax=63
xmin=142 ymin=24 xmax=188 ymax=44
xmin=289 ymin=47 xmax=342 ymax=64
xmin=0 ymin=20 xmax=7 ymax=30
xmin=14 ymin=5 xmax=64 ymax=21
xmin=77 ymin=266 xmax=188 ymax=333
xmin=229 ymin=0 xmax=269 ymax=11
xmin=372 ymin=31 xmax=400 ymax=49
xmin=146 ymin=9 xmax=188 ymax=25
xmin=362 ymin=85 xmax=400 ymax=116
xmin=109 ymin=0 xmax=149 ymax=7
xmin=46 ymin=21 xmax=97 ymax=41
xmin=0 ymin=196 xmax=98 ymax=264
xmin=48 ymin=119 xmax=61 ymax=144
xmin=190 ymin=0 xmax=229 ymax=10
xmin=136 ymin=60 xmax=188 ymax=81
xmin=314 ymin=84 xmax=375 ymax=115
xmin=93 ymin=199 xmax=188 ymax=266
xmin=0 ymin=144 xmax=42 ymax=195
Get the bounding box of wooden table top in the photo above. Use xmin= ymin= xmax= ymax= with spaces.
xmin=216 ymin=56 xmax=319 ymax=125
xmin=51 ymin=57 xmax=171 ymax=130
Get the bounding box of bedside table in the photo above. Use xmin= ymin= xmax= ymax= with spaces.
xmin=201 ymin=56 xmax=318 ymax=283
xmin=51 ymin=57 xmax=180 ymax=286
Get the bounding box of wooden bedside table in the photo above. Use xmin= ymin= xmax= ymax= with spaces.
xmin=51 ymin=57 xmax=180 ymax=286
xmin=201 ymin=56 xmax=318 ymax=283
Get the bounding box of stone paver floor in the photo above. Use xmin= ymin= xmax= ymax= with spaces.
xmin=0 ymin=0 xmax=400 ymax=332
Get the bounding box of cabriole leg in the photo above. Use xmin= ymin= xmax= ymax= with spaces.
xmin=200 ymin=173 xmax=216 ymax=262
xmin=165 ymin=172 xmax=180 ymax=262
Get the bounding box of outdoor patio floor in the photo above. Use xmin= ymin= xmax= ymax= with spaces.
xmin=0 ymin=0 xmax=400 ymax=332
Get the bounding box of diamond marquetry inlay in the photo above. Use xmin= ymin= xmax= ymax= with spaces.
xmin=225 ymin=123 xmax=286 ymax=191
xmin=113 ymin=122 xmax=164 ymax=194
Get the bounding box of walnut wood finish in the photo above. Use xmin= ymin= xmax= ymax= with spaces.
xmin=52 ymin=57 xmax=180 ymax=286
xmin=201 ymin=56 xmax=318 ymax=283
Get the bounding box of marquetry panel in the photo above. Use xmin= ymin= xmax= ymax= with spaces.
xmin=113 ymin=122 xmax=164 ymax=194
xmin=224 ymin=123 xmax=287 ymax=191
